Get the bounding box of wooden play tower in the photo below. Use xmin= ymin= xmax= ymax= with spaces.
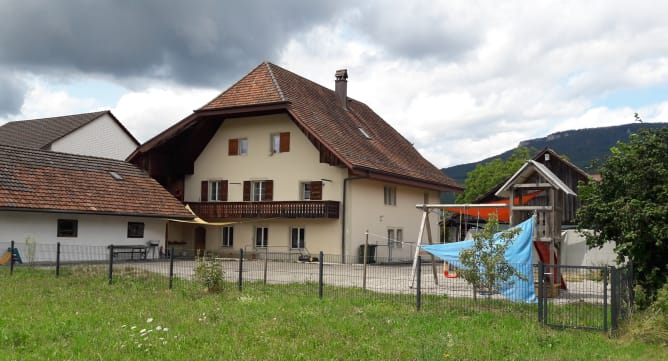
xmin=495 ymin=160 xmax=576 ymax=291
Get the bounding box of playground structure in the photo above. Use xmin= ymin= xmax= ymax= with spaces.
xmin=411 ymin=159 xmax=578 ymax=299
xmin=0 ymin=247 xmax=22 ymax=266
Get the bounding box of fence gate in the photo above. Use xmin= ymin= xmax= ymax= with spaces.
xmin=538 ymin=263 xmax=633 ymax=331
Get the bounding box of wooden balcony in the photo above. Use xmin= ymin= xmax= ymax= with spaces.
xmin=189 ymin=201 xmax=340 ymax=220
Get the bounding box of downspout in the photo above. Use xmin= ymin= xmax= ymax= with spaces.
xmin=341 ymin=175 xmax=366 ymax=263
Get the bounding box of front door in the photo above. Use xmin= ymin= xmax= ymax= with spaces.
xmin=194 ymin=227 xmax=206 ymax=255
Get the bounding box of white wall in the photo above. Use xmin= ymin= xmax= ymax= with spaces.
xmin=0 ymin=211 xmax=166 ymax=262
xmin=50 ymin=113 xmax=137 ymax=160
xmin=346 ymin=179 xmax=439 ymax=262
xmin=185 ymin=114 xmax=347 ymax=202
xmin=561 ymin=229 xmax=618 ymax=266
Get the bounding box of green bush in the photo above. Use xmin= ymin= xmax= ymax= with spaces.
xmin=194 ymin=254 xmax=224 ymax=293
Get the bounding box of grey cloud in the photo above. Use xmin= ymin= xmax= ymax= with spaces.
xmin=0 ymin=73 xmax=27 ymax=116
xmin=351 ymin=3 xmax=481 ymax=60
xmin=0 ymin=0 xmax=350 ymax=87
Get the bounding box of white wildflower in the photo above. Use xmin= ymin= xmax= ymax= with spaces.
xmin=146 ymin=318 xmax=154 ymax=323
xmin=155 ymin=326 xmax=162 ymax=331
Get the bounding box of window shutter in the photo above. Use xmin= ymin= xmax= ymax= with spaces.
xmin=265 ymin=180 xmax=274 ymax=201
xmin=228 ymin=139 xmax=239 ymax=156
xmin=201 ymin=181 xmax=208 ymax=201
xmin=310 ymin=181 xmax=322 ymax=200
xmin=243 ymin=181 xmax=251 ymax=201
xmin=279 ymin=132 xmax=290 ymax=153
xmin=221 ymin=180 xmax=228 ymax=201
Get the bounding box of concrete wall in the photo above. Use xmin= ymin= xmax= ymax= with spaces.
xmin=50 ymin=113 xmax=137 ymax=160
xmin=0 ymin=211 xmax=166 ymax=262
xmin=561 ymin=229 xmax=618 ymax=266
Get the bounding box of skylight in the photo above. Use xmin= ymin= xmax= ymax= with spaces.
xmin=358 ymin=127 xmax=371 ymax=139
xmin=109 ymin=171 xmax=123 ymax=180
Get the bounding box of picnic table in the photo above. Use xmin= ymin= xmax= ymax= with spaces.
xmin=108 ymin=244 xmax=148 ymax=260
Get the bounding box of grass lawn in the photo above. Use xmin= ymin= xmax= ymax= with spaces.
xmin=0 ymin=267 xmax=663 ymax=360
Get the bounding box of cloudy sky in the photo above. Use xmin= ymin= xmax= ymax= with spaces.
xmin=1 ymin=0 xmax=667 ymax=168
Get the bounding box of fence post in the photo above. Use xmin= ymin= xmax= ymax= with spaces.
xmin=611 ymin=266 xmax=620 ymax=330
xmin=416 ymin=255 xmax=422 ymax=311
xmin=168 ymin=247 xmax=175 ymax=290
xmin=603 ymin=267 xmax=609 ymax=331
xmin=9 ymin=240 xmax=15 ymax=275
xmin=56 ymin=242 xmax=61 ymax=278
xmin=537 ymin=262 xmax=544 ymax=324
xmin=108 ymin=245 xmax=114 ymax=285
xmin=263 ymin=247 xmax=268 ymax=285
xmin=318 ymin=251 xmax=324 ymax=300
xmin=238 ymin=249 xmax=244 ymax=292
xmin=363 ymin=231 xmax=368 ymax=290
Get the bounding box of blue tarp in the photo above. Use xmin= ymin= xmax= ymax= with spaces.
xmin=420 ymin=217 xmax=537 ymax=303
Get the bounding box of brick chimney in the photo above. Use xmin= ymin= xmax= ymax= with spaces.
xmin=335 ymin=69 xmax=348 ymax=110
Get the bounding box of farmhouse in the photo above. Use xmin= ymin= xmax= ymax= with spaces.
xmin=128 ymin=62 xmax=462 ymax=262
xmin=0 ymin=144 xmax=193 ymax=260
xmin=0 ymin=110 xmax=139 ymax=160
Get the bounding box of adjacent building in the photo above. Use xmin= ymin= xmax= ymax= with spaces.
xmin=0 ymin=110 xmax=139 ymax=160
xmin=0 ymin=144 xmax=193 ymax=260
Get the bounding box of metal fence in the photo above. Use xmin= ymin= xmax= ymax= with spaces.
xmin=1 ymin=241 xmax=633 ymax=331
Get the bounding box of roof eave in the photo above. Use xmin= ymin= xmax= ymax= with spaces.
xmin=350 ymin=167 xmax=463 ymax=193
xmin=0 ymin=207 xmax=194 ymax=219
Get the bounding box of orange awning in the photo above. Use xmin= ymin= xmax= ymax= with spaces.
xmin=444 ymin=191 xmax=543 ymax=222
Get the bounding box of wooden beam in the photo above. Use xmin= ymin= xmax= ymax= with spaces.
xmin=511 ymin=205 xmax=553 ymax=211
xmin=511 ymin=183 xmax=554 ymax=189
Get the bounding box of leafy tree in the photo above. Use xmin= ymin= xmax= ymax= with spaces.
xmin=459 ymin=214 xmax=525 ymax=300
xmin=456 ymin=147 xmax=535 ymax=203
xmin=576 ymin=128 xmax=668 ymax=304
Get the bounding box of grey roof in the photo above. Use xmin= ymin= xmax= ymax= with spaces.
xmin=0 ymin=111 xmax=139 ymax=149
xmin=495 ymin=160 xmax=576 ymax=198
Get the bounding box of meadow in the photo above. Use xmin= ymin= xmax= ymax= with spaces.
xmin=0 ymin=267 xmax=663 ymax=361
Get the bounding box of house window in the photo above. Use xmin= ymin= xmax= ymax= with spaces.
xmin=221 ymin=226 xmax=234 ymax=248
xmin=301 ymin=181 xmax=323 ymax=200
xmin=201 ymin=180 xmax=228 ymax=202
xmin=127 ymin=222 xmax=145 ymax=238
xmin=270 ymin=132 xmax=290 ymax=153
xmin=243 ymin=180 xmax=273 ymax=201
xmin=229 ymin=138 xmax=248 ymax=156
xmin=57 ymin=219 xmax=78 ymax=237
xmin=255 ymin=227 xmax=269 ymax=248
xmin=384 ymin=186 xmax=397 ymax=206
xmin=291 ymin=227 xmax=305 ymax=249
xmin=388 ymin=228 xmax=403 ymax=248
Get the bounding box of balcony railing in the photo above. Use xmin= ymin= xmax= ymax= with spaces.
xmin=189 ymin=201 xmax=340 ymax=220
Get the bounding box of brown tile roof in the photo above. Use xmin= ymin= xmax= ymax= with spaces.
xmin=133 ymin=62 xmax=461 ymax=192
xmin=0 ymin=110 xmax=139 ymax=149
xmin=0 ymin=144 xmax=192 ymax=218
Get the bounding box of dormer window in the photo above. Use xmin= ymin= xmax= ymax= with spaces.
xmin=358 ymin=128 xmax=371 ymax=139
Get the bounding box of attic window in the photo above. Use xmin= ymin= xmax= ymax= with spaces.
xmin=109 ymin=171 xmax=123 ymax=180
xmin=358 ymin=127 xmax=371 ymax=139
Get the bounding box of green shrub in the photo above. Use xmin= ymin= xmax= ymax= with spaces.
xmin=194 ymin=254 xmax=224 ymax=293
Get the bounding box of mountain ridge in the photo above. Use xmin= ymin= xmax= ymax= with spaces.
xmin=442 ymin=122 xmax=668 ymax=185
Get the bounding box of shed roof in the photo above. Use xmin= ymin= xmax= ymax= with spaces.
xmin=0 ymin=144 xmax=192 ymax=219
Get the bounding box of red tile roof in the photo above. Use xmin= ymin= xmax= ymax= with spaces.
xmin=0 ymin=110 xmax=139 ymax=149
xmin=132 ymin=62 xmax=462 ymax=192
xmin=0 ymin=144 xmax=192 ymax=218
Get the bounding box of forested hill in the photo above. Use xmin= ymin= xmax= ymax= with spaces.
xmin=442 ymin=122 xmax=668 ymax=185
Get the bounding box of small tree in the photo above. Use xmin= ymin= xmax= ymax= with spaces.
xmin=194 ymin=252 xmax=224 ymax=293
xmin=458 ymin=214 xmax=525 ymax=300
